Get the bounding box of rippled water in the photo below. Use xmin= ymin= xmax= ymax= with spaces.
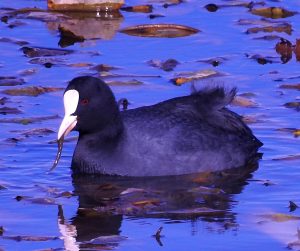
xmin=1 ymin=0 xmax=300 ymax=250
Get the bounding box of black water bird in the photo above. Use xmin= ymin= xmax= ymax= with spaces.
xmin=53 ymin=76 xmax=262 ymax=176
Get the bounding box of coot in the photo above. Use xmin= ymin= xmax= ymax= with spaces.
xmin=53 ymin=76 xmax=262 ymax=176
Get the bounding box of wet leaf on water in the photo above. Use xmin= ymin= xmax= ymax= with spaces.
xmin=0 ymin=226 xmax=4 ymax=236
xmin=120 ymin=24 xmax=199 ymax=38
xmin=242 ymin=114 xmax=264 ymax=124
xmin=294 ymin=39 xmax=300 ymax=61
xmin=284 ymin=102 xmax=300 ymax=111
xmin=0 ymin=184 xmax=6 ymax=190
xmin=121 ymin=5 xmax=153 ymax=13
xmin=238 ymin=18 xmax=287 ymax=26
xmin=0 ymin=97 xmax=9 ymax=105
xmin=21 ymin=46 xmax=73 ymax=58
xmin=246 ymin=24 xmax=292 ymax=35
xmin=273 ymin=154 xmax=300 ymax=161
xmin=7 ymin=21 xmax=26 ymax=29
xmin=205 ymin=4 xmax=218 ymax=12
xmin=90 ymin=64 xmax=119 ymax=72
xmin=232 ymin=96 xmax=258 ymax=108
xmin=259 ymin=213 xmax=300 ymax=222
xmin=132 ymin=199 xmax=160 ymax=207
xmin=106 ymin=79 xmax=143 ymax=86
xmin=246 ymin=54 xmax=277 ymax=64
xmin=4 ymin=137 xmax=24 ymax=143
xmin=2 ymin=86 xmax=63 ymax=96
xmin=197 ymin=57 xmax=226 ymax=67
xmin=15 ymin=195 xmax=57 ymax=205
xmin=275 ymin=38 xmax=293 ymax=63
xmin=68 ymin=62 xmax=93 ymax=68
xmin=289 ymin=201 xmax=299 ymax=212
xmin=147 ymin=59 xmax=179 ymax=71
xmin=2 ymin=235 xmax=59 ymax=242
xmin=0 ymin=115 xmax=59 ymax=124
xmin=0 ymin=37 xmax=29 ymax=46
xmin=0 ymin=76 xmax=25 ymax=86
xmin=171 ymin=69 xmax=220 ymax=85
xmin=11 ymin=128 xmax=54 ymax=137
xmin=28 ymin=57 xmax=65 ymax=66
xmin=239 ymin=92 xmax=257 ymax=98
xmin=58 ymin=25 xmax=85 ymax=48
xmin=18 ymin=68 xmax=38 ymax=77
xmin=254 ymin=35 xmax=282 ymax=41
xmin=149 ymin=14 xmax=165 ymax=19
xmin=0 ymin=107 xmax=22 ymax=115
xmin=279 ymin=83 xmax=300 ymax=90
xmin=251 ymin=7 xmax=296 ymax=19
xmin=1 ymin=16 xmax=9 ymax=23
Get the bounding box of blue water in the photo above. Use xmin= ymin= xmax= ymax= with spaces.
xmin=1 ymin=0 xmax=300 ymax=250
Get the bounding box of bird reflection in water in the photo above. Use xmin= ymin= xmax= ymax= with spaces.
xmin=57 ymin=161 xmax=259 ymax=250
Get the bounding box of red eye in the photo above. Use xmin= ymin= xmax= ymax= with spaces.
xmin=81 ymin=98 xmax=89 ymax=105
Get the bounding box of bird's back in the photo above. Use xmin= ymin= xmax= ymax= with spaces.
xmin=120 ymin=87 xmax=262 ymax=176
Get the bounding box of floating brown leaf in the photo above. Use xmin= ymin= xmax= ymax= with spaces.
xmin=3 ymin=86 xmax=63 ymax=96
xmin=106 ymin=80 xmax=143 ymax=86
xmin=275 ymin=38 xmax=293 ymax=63
xmin=90 ymin=64 xmax=119 ymax=72
xmin=0 ymin=115 xmax=59 ymax=124
xmin=21 ymin=46 xmax=73 ymax=58
xmin=254 ymin=35 xmax=281 ymax=41
xmin=149 ymin=14 xmax=165 ymax=19
xmin=273 ymin=154 xmax=300 ymax=161
xmin=246 ymin=24 xmax=292 ymax=35
xmin=132 ymin=199 xmax=160 ymax=207
xmin=121 ymin=5 xmax=153 ymax=13
xmin=11 ymin=128 xmax=54 ymax=137
xmin=68 ymin=62 xmax=93 ymax=68
xmin=279 ymin=83 xmax=300 ymax=90
xmin=259 ymin=213 xmax=300 ymax=222
xmin=0 ymin=106 xmax=22 ymax=115
xmin=232 ymin=96 xmax=258 ymax=108
xmin=284 ymin=102 xmax=300 ymax=110
xmin=171 ymin=69 xmax=220 ymax=85
xmin=294 ymin=39 xmax=300 ymax=61
xmin=120 ymin=24 xmax=199 ymax=38
xmin=251 ymin=7 xmax=296 ymax=19
xmin=147 ymin=59 xmax=179 ymax=71
xmin=18 ymin=68 xmax=38 ymax=76
xmin=0 ymin=97 xmax=8 ymax=105
xmin=0 ymin=76 xmax=24 ymax=86
xmin=197 ymin=57 xmax=226 ymax=67
xmin=0 ymin=37 xmax=29 ymax=46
